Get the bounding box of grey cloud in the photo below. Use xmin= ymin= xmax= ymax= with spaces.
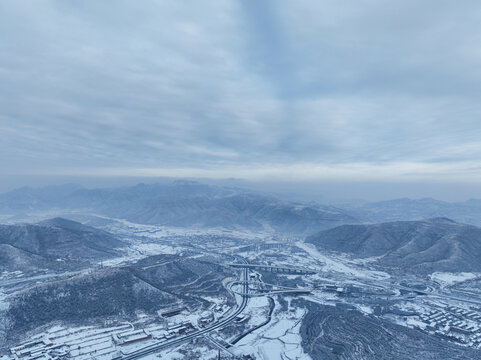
xmin=0 ymin=0 xmax=480 ymax=182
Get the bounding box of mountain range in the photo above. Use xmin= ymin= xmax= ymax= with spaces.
xmin=2 ymin=181 xmax=481 ymax=234
xmin=348 ymin=197 xmax=481 ymax=226
xmin=0 ymin=181 xmax=357 ymax=234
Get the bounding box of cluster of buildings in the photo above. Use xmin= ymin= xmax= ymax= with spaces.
xmin=198 ymin=311 xmax=215 ymax=327
xmin=237 ymin=243 xmax=284 ymax=253
xmin=322 ymin=284 xmax=348 ymax=293
xmin=419 ymin=305 xmax=481 ymax=348
xmin=158 ymin=306 xmax=186 ymax=318
xmin=113 ymin=321 xmax=195 ymax=348
xmin=10 ymin=338 xmax=69 ymax=360
xmin=312 ymin=282 xmax=352 ymax=296
xmin=9 ymin=316 xmax=198 ymax=360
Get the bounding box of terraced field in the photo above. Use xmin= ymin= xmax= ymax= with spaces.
xmin=297 ymin=301 xmax=481 ymax=359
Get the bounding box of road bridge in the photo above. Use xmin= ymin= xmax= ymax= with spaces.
xmin=226 ymin=263 xmax=316 ymax=275
xmin=229 ymin=280 xmax=312 ymax=297
xmin=238 ymin=289 xmax=312 ymax=297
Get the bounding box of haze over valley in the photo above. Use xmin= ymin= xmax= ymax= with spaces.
xmin=2 ymin=0 xmax=481 ymax=359
xmin=2 ymin=182 xmax=481 ymax=359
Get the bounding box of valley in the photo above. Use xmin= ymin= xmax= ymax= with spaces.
xmin=1 ymin=184 xmax=481 ymax=359
xmin=2 ymin=212 xmax=481 ymax=359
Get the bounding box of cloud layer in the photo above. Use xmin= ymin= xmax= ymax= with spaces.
xmin=1 ymin=0 xmax=481 ymax=182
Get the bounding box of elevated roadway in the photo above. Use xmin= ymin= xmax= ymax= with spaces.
xmin=229 ymin=280 xmax=312 ymax=297
xmin=226 ymin=263 xmax=316 ymax=275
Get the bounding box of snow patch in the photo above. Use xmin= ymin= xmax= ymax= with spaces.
xmin=430 ymin=272 xmax=479 ymax=288
xmin=233 ymin=302 xmax=312 ymax=360
xmin=296 ymin=241 xmax=390 ymax=280
xmin=358 ymin=305 xmax=373 ymax=314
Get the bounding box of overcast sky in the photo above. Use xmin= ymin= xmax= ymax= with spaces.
xmin=1 ymin=1 xmax=481 ymax=199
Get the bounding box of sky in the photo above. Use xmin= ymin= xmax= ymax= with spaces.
xmin=1 ymin=0 xmax=481 ymax=200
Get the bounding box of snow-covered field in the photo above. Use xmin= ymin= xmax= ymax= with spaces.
xmin=101 ymin=242 xmax=180 ymax=267
xmin=430 ymin=272 xmax=480 ymax=288
xmin=99 ymin=215 xmax=274 ymax=241
xmin=233 ymin=299 xmax=311 ymax=360
xmin=296 ymin=241 xmax=390 ymax=280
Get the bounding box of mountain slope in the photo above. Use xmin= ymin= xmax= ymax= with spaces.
xmin=0 ymin=244 xmax=51 ymax=272
xmin=3 ymin=254 xmax=234 ymax=338
xmin=0 ymin=218 xmax=124 ymax=271
xmin=5 ymin=268 xmax=177 ymax=335
xmin=306 ymin=218 xmax=481 ymax=273
xmin=299 ymin=301 xmax=481 ymax=359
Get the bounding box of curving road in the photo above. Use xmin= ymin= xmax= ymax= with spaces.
xmin=118 ymin=259 xmax=249 ymax=359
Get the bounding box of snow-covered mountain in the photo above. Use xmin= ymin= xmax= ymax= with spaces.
xmin=0 ymin=217 xmax=124 ymax=271
xmin=0 ymin=181 xmax=358 ymax=234
xmin=349 ymin=197 xmax=481 ymax=226
xmin=307 ymin=217 xmax=481 ymax=273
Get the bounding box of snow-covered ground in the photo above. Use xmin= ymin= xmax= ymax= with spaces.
xmin=99 ymin=215 xmax=274 ymax=241
xmin=357 ymin=304 xmax=374 ymax=315
xmin=101 ymin=242 xmax=180 ymax=267
xmin=430 ymin=272 xmax=480 ymax=288
xmin=305 ymin=291 xmax=339 ymax=305
xmin=153 ymin=345 xmax=219 ymax=360
xmin=7 ymin=317 xmax=204 ymax=359
xmin=0 ymin=290 xmax=8 ymax=312
xmin=296 ymin=241 xmax=390 ymax=280
xmin=5 ymin=216 xmax=481 ymax=358
xmin=233 ymin=299 xmax=311 ymax=360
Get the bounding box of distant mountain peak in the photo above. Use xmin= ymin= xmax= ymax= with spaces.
xmin=38 ymin=217 xmax=96 ymax=233
xmin=428 ymin=217 xmax=457 ymax=224
xmin=40 ymin=217 xmax=79 ymax=226
xmin=172 ymin=179 xmax=201 ymax=185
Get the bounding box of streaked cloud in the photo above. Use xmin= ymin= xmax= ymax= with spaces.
xmin=0 ymin=0 xmax=480 ymax=183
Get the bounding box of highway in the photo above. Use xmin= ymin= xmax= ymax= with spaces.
xmin=229 ymin=279 xmax=312 ymax=297
xmin=119 ymin=259 xmax=249 ymax=359
xmin=227 ymin=263 xmax=316 ymax=275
